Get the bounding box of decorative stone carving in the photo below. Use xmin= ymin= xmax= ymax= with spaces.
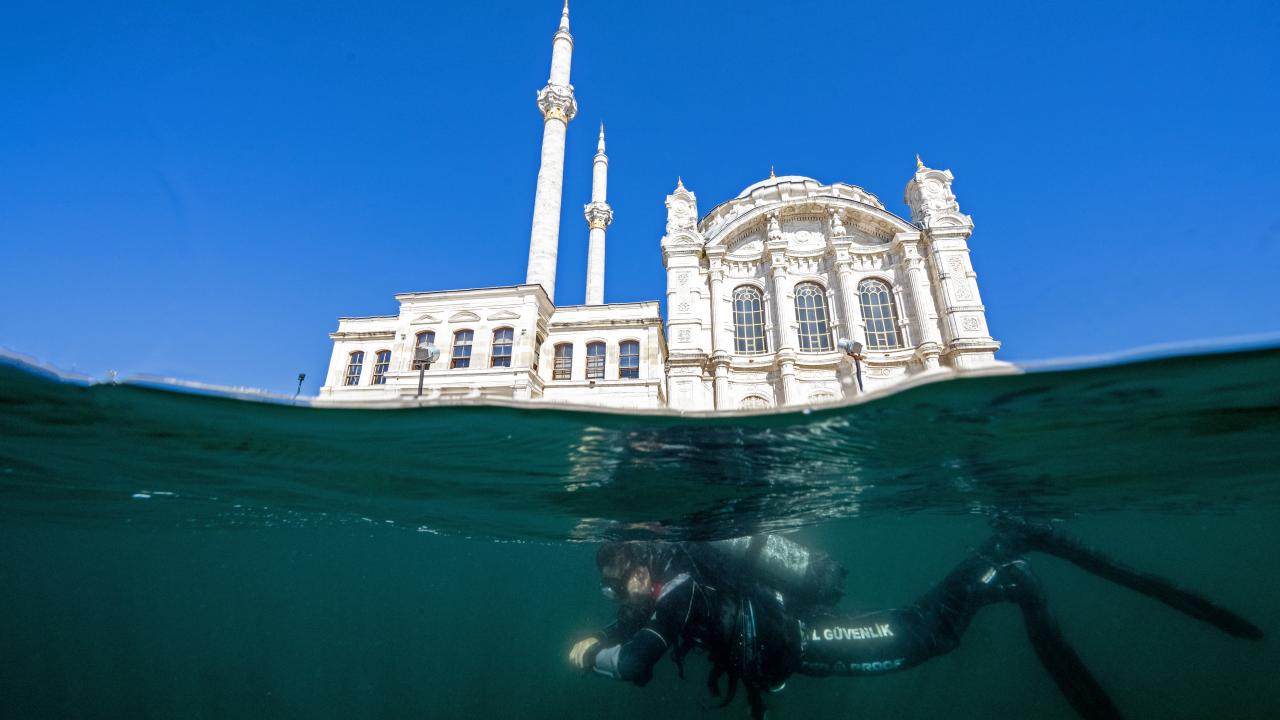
xmin=829 ymin=209 xmax=847 ymax=237
xmin=948 ymin=256 xmax=964 ymax=275
xmin=583 ymin=201 xmax=613 ymax=230
xmin=536 ymin=83 xmax=577 ymax=123
xmin=766 ymin=213 xmax=782 ymax=244
xmin=665 ymin=180 xmax=699 ymax=236
xmin=784 ymin=218 xmax=824 ymax=247
xmin=677 ymin=328 xmax=691 ymax=343
xmin=677 ymin=272 xmax=690 ymax=286
xmin=677 ymin=302 xmax=690 ymax=313
xmin=962 ymin=317 xmax=981 ymax=331
xmin=447 ymin=311 xmax=481 ymax=322
xmin=956 ymin=283 xmax=973 ymax=301
xmin=904 ymin=162 xmax=973 ymax=230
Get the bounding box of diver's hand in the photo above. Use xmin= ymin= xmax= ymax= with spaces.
xmin=569 ymin=637 xmax=600 ymax=670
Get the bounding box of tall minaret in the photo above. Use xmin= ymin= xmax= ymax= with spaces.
xmin=583 ymin=123 xmax=613 ymax=305
xmin=525 ymin=1 xmax=577 ymax=303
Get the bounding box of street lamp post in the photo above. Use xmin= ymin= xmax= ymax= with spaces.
xmin=837 ymin=338 xmax=864 ymax=393
xmin=414 ymin=343 xmax=441 ymax=398
xmin=294 ymin=372 xmax=306 ymax=398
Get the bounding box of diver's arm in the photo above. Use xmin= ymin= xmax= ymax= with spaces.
xmin=586 ymin=575 xmax=694 ymax=686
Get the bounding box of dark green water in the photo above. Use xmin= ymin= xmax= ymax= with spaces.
xmin=2 ymin=347 xmax=1278 ymax=718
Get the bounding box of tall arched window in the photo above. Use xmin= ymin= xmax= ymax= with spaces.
xmin=618 ymin=340 xmax=640 ymax=379
xmin=413 ymin=331 xmax=435 ymax=369
xmin=343 ymin=351 xmax=364 ymax=386
xmin=733 ymin=286 xmax=767 ymax=354
xmin=371 ymin=350 xmax=391 ymax=385
xmin=553 ymin=343 xmax=573 ymax=380
xmin=450 ymin=330 xmax=474 ymax=369
xmin=586 ymin=341 xmax=606 ymax=379
xmin=491 ymin=327 xmax=514 ymax=367
xmin=794 ymin=283 xmax=833 ymax=352
xmin=858 ymin=279 xmax=902 ymax=350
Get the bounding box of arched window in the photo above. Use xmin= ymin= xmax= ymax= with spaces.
xmin=371 ymin=350 xmax=391 ymax=385
xmin=450 ymin=330 xmax=474 ymax=369
xmin=794 ymin=283 xmax=833 ymax=352
xmin=618 ymin=340 xmax=640 ymax=379
xmin=732 ymin=286 xmax=767 ymax=354
xmin=858 ymin=279 xmax=902 ymax=350
xmin=343 ymin=351 xmax=364 ymax=386
xmin=491 ymin=327 xmax=514 ymax=367
xmin=412 ymin=331 xmax=435 ymax=370
xmin=553 ymin=343 xmax=573 ymax=380
xmin=586 ymin=341 xmax=606 ymax=380
xmin=740 ymin=395 xmax=771 ymax=410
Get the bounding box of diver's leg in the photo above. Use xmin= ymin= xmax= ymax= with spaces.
xmin=1000 ymin=559 xmax=1124 ymax=720
xmin=995 ymin=518 xmax=1264 ymax=640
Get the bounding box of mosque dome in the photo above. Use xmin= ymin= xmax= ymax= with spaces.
xmin=735 ymin=175 xmax=823 ymax=199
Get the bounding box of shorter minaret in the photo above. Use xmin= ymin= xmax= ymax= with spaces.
xmin=583 ymin=123 xmax=613 ymax=305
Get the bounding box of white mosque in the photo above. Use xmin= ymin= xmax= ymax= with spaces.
xmin=318 ymin=3 xmax=1004 ymax=411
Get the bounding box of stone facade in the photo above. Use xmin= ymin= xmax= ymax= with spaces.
xmin=319 ymin=5 xmax=1005 ymax=410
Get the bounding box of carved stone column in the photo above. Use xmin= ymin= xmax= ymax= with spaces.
xmin=776 ymin=349 xmax=800 ymax=406
xmin=901 ymin=240 xmax=942 ymax=369
xmin=765 ymin=213 xmax=795 ymax=354
xmin=711 ymin=355 xmax=730 ymax=410
xmin=706 ymin=249 xmax=729 ymax=356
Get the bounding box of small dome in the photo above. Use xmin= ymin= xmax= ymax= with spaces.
xmin=735 ymin=175 xmax=822 ymax=199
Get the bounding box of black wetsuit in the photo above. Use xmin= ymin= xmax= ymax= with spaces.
xmin=584 ymin=523 xmax=1264 ymax=720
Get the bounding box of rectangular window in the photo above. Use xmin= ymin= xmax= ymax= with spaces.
xmin=491 ymin=328 xmax=513 ymax=368
xmin=586 ymin=342 xmax=605 ymax=380
xmin=619 ymin=341 xmax=639 ymax=379
xmin=532 ymin=334 xmax=544 ymax=372
xmin=553 ymin=344 xmax=572 ymax=380
xmin=451 ymin=330 xmax=473 ymax=369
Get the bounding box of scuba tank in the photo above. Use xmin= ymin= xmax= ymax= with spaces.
xmin=683 ymin=534 xmax=847 ymax=607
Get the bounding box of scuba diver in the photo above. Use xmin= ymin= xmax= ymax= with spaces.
xmin=568 ymin=517 xmax=1264 ymax=719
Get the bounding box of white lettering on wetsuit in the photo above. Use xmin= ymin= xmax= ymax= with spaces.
xmin=810 ymin=623 xmax=894 ymax=641
xmin=801 ymin=658 xmax=906 ymax=673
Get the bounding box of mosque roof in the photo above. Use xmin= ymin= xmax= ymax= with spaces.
xmin=735 ymin=175 xmax=823 ymax=199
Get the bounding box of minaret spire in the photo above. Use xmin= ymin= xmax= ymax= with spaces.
xmin=584 ymin=122 xmax=613 ymax=305
xmin=525 ymin=1 xmax=578 ymax=302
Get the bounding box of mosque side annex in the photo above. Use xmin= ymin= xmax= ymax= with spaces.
xmin=319 ymin=3 xmax=1005 ymax=411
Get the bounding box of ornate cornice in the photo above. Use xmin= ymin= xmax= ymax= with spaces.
xmin=537 ymin=83 xmax=577 ymax=123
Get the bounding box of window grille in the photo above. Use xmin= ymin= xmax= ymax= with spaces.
xmin=619 ymin=341 xmax=640 ymax=379
xmin=344 ymin=351 xmax=364 ymax=386
xmin=857 ymin=279 xmax=902 ymax=350
xmin=491 ymin=328 xmax=514 ymax=367
xmin=371 ymin=350 xmax=391 ymax=385
xmin=740 ymin=395 xmax=771 ymax=410
xmin=450 ymin=330 xmax=474 ymax=369
xmin=586 ymin=342 xmax=605 ymax=380
xmin=794 ymin=283 xmax=833 ymax=352
xmin=553 ymin=343 xmax=573 ymax=380
xmin=732 ymin=286 xmax=768 ymax=354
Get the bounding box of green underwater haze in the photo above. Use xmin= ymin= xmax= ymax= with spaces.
xmin=1 ymin=346 xmax=1278 ymax=718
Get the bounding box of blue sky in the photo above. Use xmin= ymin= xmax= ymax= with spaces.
xmin=2 ymin=1 xmax=1278 ymax=394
